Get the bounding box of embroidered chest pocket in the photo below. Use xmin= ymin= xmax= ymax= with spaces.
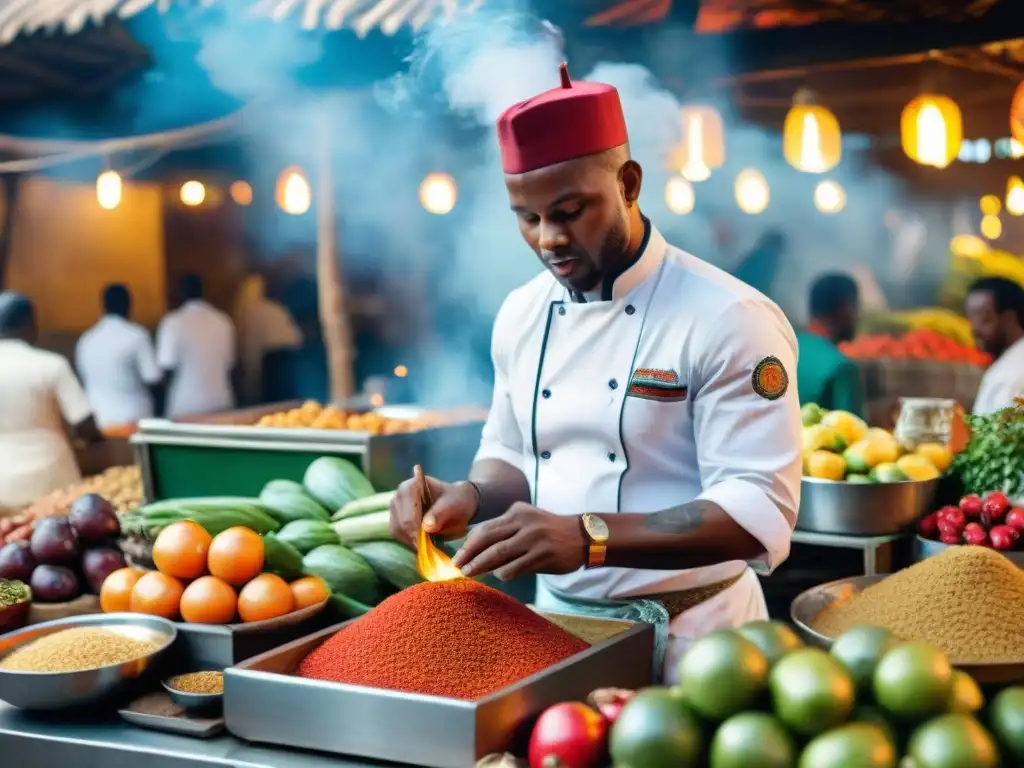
xmin=626 ymin=368 xmax=689 ymax=402
xmin=621 ymin=366 xmax=694 ymax=445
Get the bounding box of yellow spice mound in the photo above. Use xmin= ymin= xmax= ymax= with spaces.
xmin=812 ymin=546 xmax=1024 ymax=663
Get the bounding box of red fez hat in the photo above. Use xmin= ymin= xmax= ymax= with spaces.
xmin=496 ymin=63 xmax=628 ymax=174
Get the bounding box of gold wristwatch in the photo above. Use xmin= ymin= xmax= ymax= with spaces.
xmin=580 ymin=513 xmax=609 ymax=568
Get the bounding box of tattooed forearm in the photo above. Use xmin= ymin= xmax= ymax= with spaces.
xmin=642 ymin=501 xmax=712 ymax=533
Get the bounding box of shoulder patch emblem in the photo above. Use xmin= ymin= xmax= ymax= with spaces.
xmin=752 ymin=356 xmax=788 ymax=400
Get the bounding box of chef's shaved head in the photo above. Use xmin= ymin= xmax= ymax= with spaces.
xmin=0 ymin=291 xmax=36 ymax=342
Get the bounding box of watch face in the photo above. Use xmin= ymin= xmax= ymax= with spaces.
xmin=585 ymin=514 xmax=610 ymax=542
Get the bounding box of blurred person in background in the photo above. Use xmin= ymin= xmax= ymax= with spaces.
xmin=76 ymin=284 xmax=162 ymax=428
xmin=797 ymin=273 xmax=866 ymax=417
xmin=234 ymin=274 xmax=303 ymax=404
xmin=966 ymin=277 xmax=1024 ymax=414
xmin=0 ymin=292 xmax=103 ymax=512
xmin=156 ymin=274 xmax=237 ymax=419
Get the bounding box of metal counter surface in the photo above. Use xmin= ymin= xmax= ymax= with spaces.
xmin=0 ymin=703 xmax=398 ymax=768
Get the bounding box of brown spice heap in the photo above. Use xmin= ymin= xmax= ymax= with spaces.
xmin=298 ymin=579 xmax=589 ymax=700
xmin=0 ymin=627 xmax=158 ymax=673
xmin=167 ymin=671 xmax=224 ymax=695
xmin=812 ymin=546 xmax=1024 ymax=662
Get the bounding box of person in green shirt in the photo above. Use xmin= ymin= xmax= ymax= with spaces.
xmin=796 ymin=273 xmax=866 ymax=418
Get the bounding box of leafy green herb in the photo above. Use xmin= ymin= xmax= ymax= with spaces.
xmin=0 ymin=579 xmax=29 ymax=608
xmin=951 ymin=404 xmax=1024 ymax=497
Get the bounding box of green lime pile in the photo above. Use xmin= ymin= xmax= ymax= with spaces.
xmin=607 ymin=621 xmax=1024 ymax=768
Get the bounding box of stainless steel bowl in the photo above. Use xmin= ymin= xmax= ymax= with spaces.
xmin=796 ymin=477 xmax=940 ymax=536
xmin=0 ymin=612 xmax=176 ymax=711
xmin=162 ymin=678 xmax=223 ymax=715
xmin=915 ymin=536 xmax=1024 ymax=569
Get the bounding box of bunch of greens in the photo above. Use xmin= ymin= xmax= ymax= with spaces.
xmin=0 ymin=579 xmax=29 ymax=608
xmin=951 ymin=402 xmax=1024 ymax=497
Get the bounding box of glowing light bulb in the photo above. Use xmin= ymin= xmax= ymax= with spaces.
xmin=800 ymin=113 xmax=827 ymax=173
xmin=680 ymin=114 xmax=711 ymax=182
xmin=419 ymin=173 xmax=457 ymax=215
xmin=277 ymin=168 xmax=311 ymax=215
xmin=1007 ymin=177 xmax=1024 ymax=216
xmin=980 ymin=194 xmax=1001 ymax=216
xmin=664 ymin=176 xmax=694 ymax=214
xmin=814 ymin=180 xmax=846 ymax=214
xmin=230 ymin=181 xmax=253 ymax=206
xmin=394 ymin=365 xmax=408 ymax=378
xmin=916 ymin=105 xmax=947 ymax=168
xmin=735 ymin=169 xmax=769 ymax=215
xmin=180 ymin=181 xmax=205 ymax=206
xmin=980 ymin=214 xmax=1002 ymax=240
xmin=96 ymin=170 xmax=122 ymax=210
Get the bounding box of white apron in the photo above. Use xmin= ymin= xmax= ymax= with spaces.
xmin=476 ymin=224 xmax=802 ymax=683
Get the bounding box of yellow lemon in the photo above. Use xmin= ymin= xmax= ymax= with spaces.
xmin=807 ymin=450 xmax=847 ymax=481
xmin=803 ymin=425 xmax=848 ymax=454
xmin=896 ymin=454 xmax=941 ymax=481
xmin=843 ymin=440 xmax=889 ymax=474
xmin=915 ymin=443 xmax=952 ymax=473
xmin=821 ymin=411 xmax=868 ymax=446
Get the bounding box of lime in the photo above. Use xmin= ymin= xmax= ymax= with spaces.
xmin=801 ymin=403 xmax=826 ymax=427
xmin=906 ymin=714 xmax=998 ymax=768
xmin=946 ymin=671 xmax=983 ymax=714
xmin=798 ymin=723 xmax=897 ymax=768
xmin=873 ymin=643 xmax=953 ymax=720
xmin=869 ymin=463 xmax=909 ymax=483
xmin=609 ymin=687 xmax=702 ymax=768
xmin=677 ymin=631 xmax=769 ymax=720
xmin=770 ymin=648 xmax=855 ymax=737
xmin=845 ymin=474 xmax=874 ymax=484
xmin=989 ymin=686 xmax=1024 ymax=761
xmin=737 ymin=621 xmax=804 ymax=667
xmin=830 ymin=626 xmax=898 ymax=695
xmin=709 ymin=712 xmax=796 ymax=768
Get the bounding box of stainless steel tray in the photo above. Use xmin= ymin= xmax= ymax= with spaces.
xmin=224 ymin=612 xmax=654 ymax=767
xmin=791 ymin=574 xmax=1024 ymax=685
xmin=915 ymin=535 xmax=1024 ymax=569
xmin=796 ymin=477 xmax=939 ymax=536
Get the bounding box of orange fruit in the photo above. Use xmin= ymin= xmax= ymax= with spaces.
xmin=290 ymin=576 xmax=330 ymax=610
xmin=180 ymin=576 xmax=238 ymax=624
xmin=152 ymin=520 xmax=212 ymax=580
xmin=237 ymin=573 xmax=295 ymax=623
xmin=100 ymin=567 xmax=146 ymax=613
xmin=130 ymin=571 xmax=185 ymax=620
xmin=207 ymin=527 xmax=265 ymax=586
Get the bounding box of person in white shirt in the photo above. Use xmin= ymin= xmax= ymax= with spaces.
xmin=966 ymin=277 xmax=1024 ymax=414
xmin=233 ymin=274 xmax=303 ymax=404
xmin=388 ymin=64 xmax=801 ymax=681
xmin=0 ymin=292 xmax=104 ymax=511
xmin=76 ymin=284 xmax=163 ymax=428
xmin=156 ymin=274 xmax=237 ymax=419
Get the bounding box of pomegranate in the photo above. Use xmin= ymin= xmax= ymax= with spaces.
xmin=982 ymin=492 xmax=1011 ymax=526
xmin=939 ymin=532 xmax=963 ymax=546
xmin=958 ymin=496 xmax=983 ymax=518
xmin=962 ymin=523 xmax=989 ymax=547
xmin=1006 ymin=508 xmax=1024 ymax=531
xmin=528 ymin=702 xmax=607 ymax=768
xmin=917 ymin=513 xmax=940 ymax=540
xmin=990 ymin=525 xmax=1019 ymax=551
xmin=937 ymin=509 xmax=966 ymax=538
xmin=587 ymin=688 xmax=635 ymax=725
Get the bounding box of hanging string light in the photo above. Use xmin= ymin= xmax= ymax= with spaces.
xmin=276 ymin=167 xmax=311 ymax=215
xmin=735 ymin=169 xmax=769 ymax=214
xmin=419 ymin=173 xmax=457 ymax=215
xmin=96 ymin=170 xmax=122 ymax=210
xmin=783 ymin=90 xmax=842 ymax=173
xmin=901 ymin=94 xmax=962 ymax=169
xmin=230 ymin=181 xmax=253 ymax=206
xmin=814 ymin=180 xmax=846 ymax=214
xmin=664 ymin=176 xmax=694 ymax=215
xmin=1006 ymin=177 xmax=1024 ymax=216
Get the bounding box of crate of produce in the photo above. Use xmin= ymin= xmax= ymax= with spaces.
xmin=224 ymin=580 xmax=654 ymax=768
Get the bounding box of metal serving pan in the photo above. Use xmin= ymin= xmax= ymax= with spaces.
xmin=791 ymin=574 xmax=1024 ymax=685
xmin=796 ymin=477 xmax=939 ymax=536
xmin=224 ymin=612 xmax=654 ymax=767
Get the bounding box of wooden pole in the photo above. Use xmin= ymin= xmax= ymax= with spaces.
xmin=315 ymin=110 xmax=356 ymax=403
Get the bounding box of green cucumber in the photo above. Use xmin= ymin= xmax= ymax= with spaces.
xmin=332 ymin=510 xmax=391 ymax=546
xmin=259 ymin=480 xmax=331 ymax=524
xmin=332 ymin=491 xmax=397 ymax=521
xmin=303 ymin=457 xmax=375 ymax=511
xmin=276 ymin=519 xmax=340 ymax=554
xmin=352 ymin=541 xmax=422 ymax=590
xmin=302 ymin=544 xmax=380 ymax=605
xmin=262 ymin=532 xmax=306 ymax=581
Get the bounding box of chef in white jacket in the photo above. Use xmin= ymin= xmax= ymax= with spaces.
xmin=390 ymin=64 xmax=803 ymax=681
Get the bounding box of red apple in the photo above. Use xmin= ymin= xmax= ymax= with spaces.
xmin=917 ymin=513 xmax=940 ymax=540
xmin=963 ymin=523 xmax=989 ymax=547
xmin=982 ymin=492 xmax=1010 ymax=526
xmin=528 ymin=702 xmax=608 ymax=768
xmin=1006 ymin=508 xmax=1024 ymax=531
xmin=959 ymin=495 xmax=983 ymax=518
xmin=989 ymin=524 xmax=1019 ymax=551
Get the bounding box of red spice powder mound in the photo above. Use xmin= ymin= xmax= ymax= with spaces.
xmin=297 ymin=579 xmax=589 ymax=700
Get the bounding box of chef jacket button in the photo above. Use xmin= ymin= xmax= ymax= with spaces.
xmin=558 ymin=306 xmax=566 ymax=316
xmin=625 ymin=305 xmax=635 ymax=315
xmin=608 ymin=379 xmax=618 ymax=390
xmin=541 ymin=450 xmax=551 ymax=459
xmin=607 ymin=452 xmax=616 ymax=462
xmin=542 ymin=389 xmax=551 ymax=399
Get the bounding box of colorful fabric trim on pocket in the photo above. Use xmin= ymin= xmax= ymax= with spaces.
xmin=627 ymin=368 xmax=688 ymax=401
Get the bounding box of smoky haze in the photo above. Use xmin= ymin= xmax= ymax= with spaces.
xmin=181 ymin=2 xmax=944 ymax=406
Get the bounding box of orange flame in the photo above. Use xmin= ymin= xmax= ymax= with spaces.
xmin=417 ymin=525 xmax=464 ymax=582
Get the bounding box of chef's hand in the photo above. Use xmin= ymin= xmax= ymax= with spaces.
xmin=452 ymin=503 xmax=585 ymax=581
xmin=388 ymin=475 xmax=479 ymax=548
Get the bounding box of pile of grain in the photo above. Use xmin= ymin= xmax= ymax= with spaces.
xmin=0 ymin=627 xmax=158 ymax=673
xmin=812 ymin=546 xmax=1024 ymax=662
xmin=298 ymin=579 xmax=589 ymax=700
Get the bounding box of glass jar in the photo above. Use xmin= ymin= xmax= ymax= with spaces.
xmin=894 ymin=398 xmax=957 ymax=452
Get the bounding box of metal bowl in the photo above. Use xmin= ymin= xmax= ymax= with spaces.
xmin=0 ymin=599 xmax=30 ymax=635
xmin=162 ymin=677 xmax=223 ymax=716
xmin=796 ymin=477 xmax=940 ymax=535
xmin=0 ymin=613 xmax=176 ymax=710
xmin=915 ymin=536 xmax=1024 ymax=569
xmin=791 ymin=574 xmax=1024 ymax=685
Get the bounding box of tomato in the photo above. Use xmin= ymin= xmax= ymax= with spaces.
xmin=180 ymin=575 xmax=237 ymax=624
xmin=207 ymin=527 xmax=264 ymax=586
xmin=237 ymin=573 xmax=294 ymax=623
xmin=152 ymin=520 xmax=212 ymax=580
xmin=130 ymin=571 xmax=185 ymax=619
xmin=528 ymin=702 xmax=608 ymax=768
xmin=290 ymin=576 xmax=330 ymax=610
xmin=99 ymin=567 xmax=146 ymax=613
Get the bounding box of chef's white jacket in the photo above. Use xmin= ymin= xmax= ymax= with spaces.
xmin=76 ymin=315 xmax=162 ymax=427
xmin=973 ymin=337 xmax=1024 ymax=415
xmin=475 ymin=225 xmax=802 ymax=677
xmin=0 ymin=340 xmax=91 ymax=508
xmin=156 ymin=300 xmax=237 ymax=419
